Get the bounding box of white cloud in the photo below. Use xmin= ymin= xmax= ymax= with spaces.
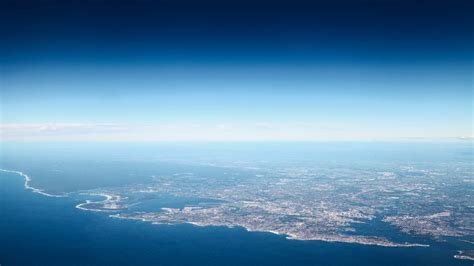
xmin=456 ymin=136 xmax=474 ymax=141
xmin=1 ymin=123 xmax=126 ymax=135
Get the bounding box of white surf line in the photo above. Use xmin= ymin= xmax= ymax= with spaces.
xmin=0 ymin=168 xmax=66 ymax=198
xmin=461 ymin=239 xmax=474 ymax=245
xmin=75 ymin=193 xmax=122 ymax=212
xmin=0 ymin=168 xmax=123 ymax=213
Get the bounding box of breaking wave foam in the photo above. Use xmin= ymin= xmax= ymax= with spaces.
xmin=0 ymin=168 xmax=66 ymax=197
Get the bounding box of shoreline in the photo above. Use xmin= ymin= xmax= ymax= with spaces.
xmin=110 ymin=213 xmax=430 ymax=248
xmin=75 ymin=193 xmax=122 ymax=212
xmin=0 ymin=168 xmax=66 ymax=198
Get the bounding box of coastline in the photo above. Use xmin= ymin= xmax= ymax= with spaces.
xmin=75 ymin=193 xmax=122 ymax=212
xmin=110 ymin=212 xmax=430 ymax=248
xmin=0 ymin=168 xmax=451 ymax=250
xmin=0 ymin=168 xmax=66 ymax=198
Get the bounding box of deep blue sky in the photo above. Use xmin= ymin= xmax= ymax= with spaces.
xmin=1 ymin=0 xmax=472 ymax=141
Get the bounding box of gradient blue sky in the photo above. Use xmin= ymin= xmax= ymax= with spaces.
xmin=1 ymin=0 xmax=472 ymax=141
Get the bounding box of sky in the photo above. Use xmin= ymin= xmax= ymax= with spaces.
xmin=0 ymin=0 xmax=472 ymax=141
